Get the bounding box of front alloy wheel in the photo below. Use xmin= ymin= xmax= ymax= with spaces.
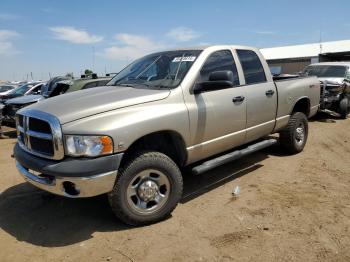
xmin=108 ymin=151 xmax=183 ymax=226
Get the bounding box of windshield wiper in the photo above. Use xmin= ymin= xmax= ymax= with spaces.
xmin=114 ymin=82 xmax=169 ymax=90
xmin=117 ymin=83 xmax=135 ymax=87
xmin=153 ymin=85 xmax=170 ymax=90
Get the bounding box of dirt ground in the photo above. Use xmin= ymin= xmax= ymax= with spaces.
xmin=0 ymin=113 xmax=349 ymax=262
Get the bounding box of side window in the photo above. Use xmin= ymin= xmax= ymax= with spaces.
xmin=31 ymin=84 xmax=42 ymax=94
xmin=199 ymin=50 xmax=239 ymax=85
xmin=237 ymin=50 xmax=267 ymax=85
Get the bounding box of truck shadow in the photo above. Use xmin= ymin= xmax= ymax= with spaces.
xmin=0 ymin=145 xmax=283 ymax=247
xmin=181 ymin=154 xmax=266 ymax=203
xmin=309 ymin=111 xmax=340 ymax=123
xmin=2 ymin=130 xmax=17 ymax=138
xmin=0 ymin=184 xmax=130 ymax=247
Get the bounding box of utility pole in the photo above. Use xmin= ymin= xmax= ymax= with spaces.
xmin=92 ymin=46 xmax=95 ymax=72
xmin=319 ymin=29 xmax=323 ymax=54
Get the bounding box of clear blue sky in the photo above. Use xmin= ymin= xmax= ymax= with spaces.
xmin=1 ymin=0 xmax=349 ymax=81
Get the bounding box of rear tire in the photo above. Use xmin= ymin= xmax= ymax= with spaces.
xmin=280 ymin=112 xmax=308 ymax=154
xmin=339 ymin=97 xmax=349 ymax=119
xmin=108 ymin=151 xmax=183 ymax=226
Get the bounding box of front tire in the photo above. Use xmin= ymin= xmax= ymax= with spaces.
xmin=280 ymin=112 xmax=308 ymax=154
xmin=339 ymin=97 xmax=349 ymax=119
xmin=108 ymin=151 xmax=183 ymax=226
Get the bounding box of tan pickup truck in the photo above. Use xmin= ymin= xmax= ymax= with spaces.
xmin=14 ymin=45 xmax=320 ymax=225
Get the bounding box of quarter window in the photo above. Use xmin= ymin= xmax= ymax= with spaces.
xmin=199 ymin=50 xmax=239 ymax=86
xmin=83 ymin=82 xmax=98 ymax=89
xmin=237 ymin=50 xmax=267 ymax=84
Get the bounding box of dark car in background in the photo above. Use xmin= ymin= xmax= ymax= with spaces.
xmin=1 ymin=76 xmax=111 ymax=126
xmin=0 ymin=84 xmax=17 ymax=96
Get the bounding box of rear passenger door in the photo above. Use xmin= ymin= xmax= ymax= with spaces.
xmin=236 ymin=49 xmax=277 ymax=142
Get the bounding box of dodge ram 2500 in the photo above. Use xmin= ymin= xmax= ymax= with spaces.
xmin=14 ymin=45 xmax=320 ymax=225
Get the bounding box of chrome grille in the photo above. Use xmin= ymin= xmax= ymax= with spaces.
xmin=16 ymin=109 xmax=64 ymax=160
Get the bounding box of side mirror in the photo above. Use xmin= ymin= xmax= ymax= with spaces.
xmin=193 ymin=70 xmax=234 ymax=94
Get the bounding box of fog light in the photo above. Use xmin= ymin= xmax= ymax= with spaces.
xmin=62 ymin=181 xmax=80 ymax=196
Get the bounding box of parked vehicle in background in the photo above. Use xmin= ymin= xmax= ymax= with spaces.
xmin=0 ymin=102 xmax=4 ymax=138
xmin=1 ymin=76 xmax=111 ymax=127
xmin=302 ymin=62 xmax=350 ymax=118
xmin=14 ymin=45 xmax=320 ymax=225
xmin=0 ymin=82 xmax=45 ymax=102
xmin=0 ymin=84 xmax=17 ymax=96
xmin=57 ymin=76 xmax=112 ymax=94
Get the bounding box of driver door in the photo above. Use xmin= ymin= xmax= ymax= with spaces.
xmin=185 ymin=49 xmax=247 ymax=162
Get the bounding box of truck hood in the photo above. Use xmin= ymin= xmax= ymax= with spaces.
xmin=318 ymin=77 xmax=344 ymax=85
xmin=5 ymin=94 xmax=44 ymax=105
xmin=23 ymin=86 xmax=170 ymax=124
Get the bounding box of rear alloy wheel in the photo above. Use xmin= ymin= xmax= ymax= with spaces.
xmin=280 ymin=112 xmax=308 ymax=154
xmin=108 ymin=151 xmax=183 ymax=226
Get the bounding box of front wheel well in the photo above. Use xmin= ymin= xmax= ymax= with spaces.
xmin=120 ymin=131 xmax=187 ymax=168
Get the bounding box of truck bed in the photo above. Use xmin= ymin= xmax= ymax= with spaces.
xmin=273 ymin=76 xmax=320 ymax=129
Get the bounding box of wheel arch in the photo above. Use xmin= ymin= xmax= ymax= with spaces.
xmin=120 ymin=130 xmax=188 ymax=168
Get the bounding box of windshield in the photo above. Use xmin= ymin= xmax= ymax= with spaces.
xmin=303 ymin=65 xmax=347 ymax=78
xmin=8 ymin=83 xmax=37 ymax=96
xmin=107 ymin=50 xmax=202 ymax=89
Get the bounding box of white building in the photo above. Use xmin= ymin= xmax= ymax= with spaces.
xmin=260 ymin=39 xmax=350 ymax=74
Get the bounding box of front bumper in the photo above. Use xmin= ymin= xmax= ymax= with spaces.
xmin=14 ymin=143 xmax=123 ymax=197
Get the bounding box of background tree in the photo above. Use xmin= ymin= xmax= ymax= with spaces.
xmin=84 ymin=69 xmax=93 ymax=76
xmin=65 ymin=72 xmax=74 ymax=78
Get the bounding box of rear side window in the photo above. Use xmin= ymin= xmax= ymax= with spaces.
xmin=199 ymin=50 xmax=239 ymax=85
xmin=83 ymin=82 xmax=98 ymax=89
xmin=30 ymin=84 xmax=42 ymax=94
xmin=96 ymin=80 xmax=109 ymax=86
xmin=237 ymin=50 xmax=266 ymax=85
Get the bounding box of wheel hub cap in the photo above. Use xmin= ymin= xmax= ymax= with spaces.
xmin=126 ymin=169 xmax=170 ymax=215
xmin=137 ymin=180 xmax=159 ymax=202
xmin=296 ymin=127 xmax=304 ymax=141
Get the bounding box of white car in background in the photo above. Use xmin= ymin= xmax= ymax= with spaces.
xmin=0 ymin=82 xmax=45 ymax=102
xmin=0 ymin=84 xmax=17 ymax=96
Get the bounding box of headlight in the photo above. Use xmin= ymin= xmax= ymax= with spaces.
xmin=65 ymin=135 xmax=113 ymax=157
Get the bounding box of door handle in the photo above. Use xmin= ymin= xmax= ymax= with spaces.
xmin=265 ymin=90 xmax=275 ymax=96
xmin=232 ymin=96 xmax=245 ymax=103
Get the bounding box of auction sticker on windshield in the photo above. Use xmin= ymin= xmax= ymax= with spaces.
xmin=172 ymin=56 xmax=196 ymax=62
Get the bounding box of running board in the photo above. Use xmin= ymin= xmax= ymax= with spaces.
xmin=192 ymin=138 xmax=278 ymax=175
